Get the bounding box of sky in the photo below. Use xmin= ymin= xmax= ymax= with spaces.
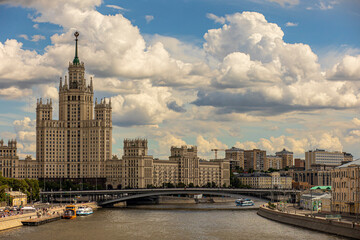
xmin=0 ymin=0 xmax=359 ymax=160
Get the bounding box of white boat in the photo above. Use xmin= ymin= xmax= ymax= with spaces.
xmin=236 ymin=198 xmax=254 ymax=206
xmin=76 ymin=206 xmax=93 ymax=216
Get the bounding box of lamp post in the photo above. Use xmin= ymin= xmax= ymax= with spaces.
xmin=310 ymin=189 xmax=313 ymax=217
xmin=357 ymin=166 xmax=359 ymax=221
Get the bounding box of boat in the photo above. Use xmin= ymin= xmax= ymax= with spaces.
xmin=63 ymin=205 xmax=76 ymax=219
xmin=76 ymin=206 xmax=93 ymax=216
xmin=236 ymin=198 xmax=254 ymax=206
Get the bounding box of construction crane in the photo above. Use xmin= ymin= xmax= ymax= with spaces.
xmin=211 ymin=149 xmax=226 ymax=160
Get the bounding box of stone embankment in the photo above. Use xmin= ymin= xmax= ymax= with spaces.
xmin=257 ymin=205 xmax=360 ymax=239
xmin=0 ymin=202 xmax=99 ymax=231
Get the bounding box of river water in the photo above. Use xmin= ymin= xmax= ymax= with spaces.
xmin=0 ymin=204 xmax=347 ymax=240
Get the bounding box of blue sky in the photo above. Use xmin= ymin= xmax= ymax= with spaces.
xmin=0 ymin=0 xmax=359 ymax=160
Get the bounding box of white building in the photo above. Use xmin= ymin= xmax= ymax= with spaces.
xmin=305 ymin=149 xmax=344 ymax=170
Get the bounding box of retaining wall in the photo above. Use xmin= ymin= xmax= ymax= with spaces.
xmin=258 ymin=206 xmax=360 ymax=239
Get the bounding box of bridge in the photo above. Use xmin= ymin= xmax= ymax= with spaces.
xmin=40 ymin=188 xmax=299 ymax=207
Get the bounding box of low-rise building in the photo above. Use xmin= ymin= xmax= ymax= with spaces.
xmin=331 ymin=159 xmax=360 ymax=215
xmin=300 ymin=192 xmax=331 ymax=212
xmin=237 ymin=172 xmax=292 ymax=189
xmin=5 ymin=191 xmax=27 ymax=206
xmin=294 ymin=158 xmax=305 ymax=170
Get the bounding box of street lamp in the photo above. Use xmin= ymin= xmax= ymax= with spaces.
xmin=310 ymin=189 xmax=313 ymax=217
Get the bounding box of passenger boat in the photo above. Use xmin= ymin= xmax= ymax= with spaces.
xmin=236 ymin=198 xmax=254 ymax=206
xmin=76 ymin=206 xmax=93 ymax=216
xmin=63 ymin=205 xmax=76 ymax=219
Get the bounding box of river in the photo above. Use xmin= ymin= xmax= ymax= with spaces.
xmin=0 ymin=204 xmax=347 ymax=240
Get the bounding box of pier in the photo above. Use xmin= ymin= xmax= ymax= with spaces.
xmin=21 ymin=215 xmax=62 ymax=226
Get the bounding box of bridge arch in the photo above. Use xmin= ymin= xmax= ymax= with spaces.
xmin=99 ymin=190 xmax=245 ymax=207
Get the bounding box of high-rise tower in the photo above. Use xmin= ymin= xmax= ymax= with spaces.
xmin=36 ymin=32 xmax=112 ymax=185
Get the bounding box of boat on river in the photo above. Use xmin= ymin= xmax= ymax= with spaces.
xmin=76 ymin=206 xmax=93 ymax=216
xmin=235 ymin=198 xmax=254 ymax=206
xmin=63 ymin=205 xmax=76 ymax=219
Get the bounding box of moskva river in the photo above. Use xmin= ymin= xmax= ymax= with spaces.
xmin=0 ymin=206 xmax=346 ymax=240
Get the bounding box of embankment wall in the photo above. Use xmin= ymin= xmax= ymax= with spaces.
xmin=258 ymin=206 xmax=360 ymax=239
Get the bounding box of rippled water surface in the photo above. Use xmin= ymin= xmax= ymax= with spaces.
xmin=0 ymin=205 xmax=347 ymax=240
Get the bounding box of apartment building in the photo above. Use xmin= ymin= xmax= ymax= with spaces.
xmin=276 ymin=148 xmax=294 ymax=168
xmin=244 ymin=149 xmax=266 ymax=171
xmin=305 ymin=149 xmax=344 ymax=170
xmin=225 ymin=147 xmax=244 ymax=170
xmin=264 ymin=155 xmax=282 ymax=171
xmin=331 ymin=159 xmax=360 ymax=215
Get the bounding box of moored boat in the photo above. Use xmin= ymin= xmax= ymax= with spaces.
xmin=76 ymin=206 xmax=93 ymax=216
xmin=63 ymin=205 xmax=76 ymax=219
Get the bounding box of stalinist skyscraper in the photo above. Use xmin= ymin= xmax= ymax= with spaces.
xmin=36 ymin=32 xmax=112 ymax=184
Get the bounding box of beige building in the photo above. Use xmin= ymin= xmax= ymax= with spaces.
xmin=36 ymin=32 xmax=111 ymax=182
xmin=305 ymin=149 xmax=344 ymax=170
xmin=264 ymin=155 xmax=282 ymax=171
xmin=237 ymin=172 xmax=292 ymax=189
xmin=244 ymin=149 xmax=266 ymax=171
xmin=0 ymin=140 xmax=18 ymax=178
xmin=287 ymin=169 xmax=332 ymax=188
xmin=225 ymin=147 xmax=244 ymax=170
xmin=0 ymin=33 xmax=230 ymax=190
xmin=331 ymin=159 xmax=360 ymax=215
xmin=5 ymin=191 xmax=27 ymax=206
xmin=276 ymin=148 xmax=293 ymax=168
xmin=106 ymin=140 xmax=230 ymax=189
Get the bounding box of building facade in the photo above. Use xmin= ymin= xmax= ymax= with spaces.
xmin=287 ymin=169 xmax=332 ymax=189
xmin=331 ymin=159 xmax=360 ymax=215
xmin=225 ymin=147 xmax=244 ymax=170
xmin=305 ymin=149 xmax=344 ymax=170
xmin=236 ymin=172 xmax=292 ymax=189
xmin=244 ymin=149 xmax=266 ymax=171
xmin=0 ymin=140 xmax=18 ymax=178
xmin=36 ymin=32 xmax=111 ymax=182
xmin=264 ymin=155 xmax=282 ymax=171
xmin=275 ymin=148 xmax=293 ymax=168
xmin=106 ymin=140 xmax=230 ymax=189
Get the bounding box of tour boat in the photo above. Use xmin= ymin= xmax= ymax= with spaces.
xmin=236 ymin=198 xmax=254 ymax=206
xmin=63 ymin=205 xmax=77 ymax=219
xmin=76 ymin=206 xmax=93 ymax=216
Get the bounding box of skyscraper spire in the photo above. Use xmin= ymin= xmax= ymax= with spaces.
xmin=73 ymin=31 xmax=80 ymax=65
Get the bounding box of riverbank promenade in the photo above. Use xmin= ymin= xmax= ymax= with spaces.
xmin=0 ymin=202 xmax=98 ymax=231
xmin=258 ymin=204 xmax=360 ymax=239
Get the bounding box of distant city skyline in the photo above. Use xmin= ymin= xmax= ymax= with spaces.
xmin=0 ymin=0 xmax=360 ymax=160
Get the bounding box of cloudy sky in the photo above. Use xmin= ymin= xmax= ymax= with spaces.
xmin=0 ymin=0 xmax=359 ymax=160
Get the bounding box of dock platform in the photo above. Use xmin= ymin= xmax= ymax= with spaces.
xmin=21 ymin=215 xmax=61 ymax=226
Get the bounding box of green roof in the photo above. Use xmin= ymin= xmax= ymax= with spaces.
xmin=310 ymin=186 xmax=331 ymax=190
